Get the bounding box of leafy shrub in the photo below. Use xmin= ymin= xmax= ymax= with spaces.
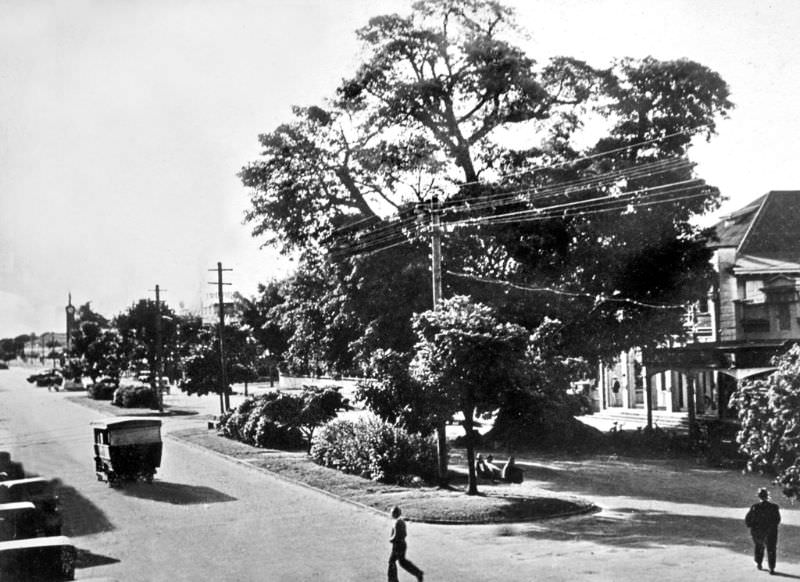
xmin=219 ymin=387 xmax=349 ymax=451
xmin=220 ymin=397 xmax=263 ymax=442
xmin=253 ymin=416 xmax=305 ymax=450
xmin=87 ymin=380 xmax=117 ymax=400
xmin=731 ymin=344 xmax=800 ymax=496
xmin=310 ymin=417 xmax=437 ymax=483
xmin=112 ymin=383 xmax=158 ymax=408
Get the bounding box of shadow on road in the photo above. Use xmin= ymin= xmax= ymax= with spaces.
xmin=55 ymin=481 xmax=115 ymax=537
xmin=516 ymin=456 xmax=760 ymax=508
xmin=520 ymin=508 xmax=800 ymax=563
xmin=75 ymin=547 xmax=120 ymax=568
xmin=118 ymin=480 xmax=236 ymax=505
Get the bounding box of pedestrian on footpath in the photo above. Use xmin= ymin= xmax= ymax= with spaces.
xmin=388 ymin=506 xmax=424 ymax=582
xmin=745 ymin=487 xmax=781 ymax=574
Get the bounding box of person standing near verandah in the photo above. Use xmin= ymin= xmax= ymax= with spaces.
xmin=745 ymin=487 xmax=781 ymax=574
xmin=388 ymin=506 xmax=424 ymax=582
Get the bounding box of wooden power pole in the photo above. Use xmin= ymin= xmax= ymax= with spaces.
xmin=428 ymin=196 xmax=450 ymax=487
xmin=209 ymin=262 xmax=232 ymax=413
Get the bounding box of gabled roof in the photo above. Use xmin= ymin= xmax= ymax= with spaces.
xmin=711 ymin=194 xmax=766 ymax=248
xmin=712 ymin=192 xmax=800 ymax=263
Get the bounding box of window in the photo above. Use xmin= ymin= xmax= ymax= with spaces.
xmin=744 ymin=279 xmax=765 ymax=303
xmin=779 ymin=303 xmax=791 ymax=330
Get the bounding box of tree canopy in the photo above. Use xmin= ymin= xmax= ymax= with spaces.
xmin=240 ymin=0 xmax=732 ymax=368
xmin=731 ymin=344 xmax=800 ymax=498
xmin=410 ymin=295 xmax=528 ymax=493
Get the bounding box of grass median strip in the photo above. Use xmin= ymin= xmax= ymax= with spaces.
xmin=169 ymin=426 xmax=596 ymax=524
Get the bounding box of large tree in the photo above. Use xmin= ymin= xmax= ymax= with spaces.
xmin=114 ymin=299 xmax=179 ymax=408
xmin=241 ymin=0 xmax=731 ymax=368
xmin=69 ymin=322 xmax=124 ymax=383
xmin=180 ymin=324 xmax=259 ymax=412
xmin=410 ymin=295 xmax=528 ymax=493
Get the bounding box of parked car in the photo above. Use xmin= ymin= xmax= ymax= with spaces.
xmin=0 ymin=535 xmax=76 ymax=580
xmin=26 ymin=371 xmax=63 ymax=388
xmin=0 ymin=502 xmax=41 ymax=541
xmin=0 ymin=478 xmax=62 ymax=536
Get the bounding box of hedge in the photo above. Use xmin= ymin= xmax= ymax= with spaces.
xmin=112 ymin=383 xmax=158 ymax=409
xmin=310 ymin=416 xmax=437 ymax=484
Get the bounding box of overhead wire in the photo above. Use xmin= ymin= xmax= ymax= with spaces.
xmin=440 ymin=156 xmax=693 ymax=212
xmin=447 ymin=178 xmax=706 ymax=228
xmin=446 ymin=270 xmax=689 ymax=310
xmin=326 ymin=127 xmax=712 ymax=260
xmin=330 ymin=157 xmax=695 ymax=257
xmin=442 ymin=125 xmax=707 ymax=192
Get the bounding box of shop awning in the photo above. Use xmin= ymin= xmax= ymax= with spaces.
xmin=717 ymin=367 xmax=777 ymax=381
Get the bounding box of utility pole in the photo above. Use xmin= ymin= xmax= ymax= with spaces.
xmin=209 ymin=262 xmax=232 ymax=413
xmin=150 ymin=284 xmax=165 ymax=412
xmin=427 ymin=196 xmax=449 ymax=487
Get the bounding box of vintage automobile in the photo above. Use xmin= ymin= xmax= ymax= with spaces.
xmin=0 ymin=502 xmax=40 ymax=541
xmin=26 ymin=370 xmax=63 ymax=388
xmin=0 ymin=478 xmax=62 ymax=536
xmin=0 ymin=452 xmax=24 ymax=481
xmin=0 ymin=535 xmax=76 ymax=580
xmin=91 ymin=417 xmax=162 ymax=485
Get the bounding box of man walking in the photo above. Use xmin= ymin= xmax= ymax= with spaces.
xmin=745 ymin=487 xmax=781 ymax=574
xmin=388 ymin=506 xmax=424 ymax=582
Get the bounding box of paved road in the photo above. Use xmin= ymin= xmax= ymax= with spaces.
xmin=2 ymin=366 xmax=800 ymax=581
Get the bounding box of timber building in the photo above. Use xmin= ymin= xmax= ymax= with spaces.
xmin=594 ymin=190 xmax=800 ymax=428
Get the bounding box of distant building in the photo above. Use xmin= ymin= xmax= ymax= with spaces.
xmin=596 ymin=191 xmax=800 ymax=424
xmin=200 ymin=290 xmax=240 ymax=327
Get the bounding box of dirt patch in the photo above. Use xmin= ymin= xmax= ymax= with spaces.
xmin=169 ymin=426 xmax=596 ymax=524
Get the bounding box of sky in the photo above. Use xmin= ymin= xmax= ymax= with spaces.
xmin=1 ymin=0 xmax=799 ymax=338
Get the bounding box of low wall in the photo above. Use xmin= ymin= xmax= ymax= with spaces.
xmin=278 ymin=374 xmax=360 ymax=392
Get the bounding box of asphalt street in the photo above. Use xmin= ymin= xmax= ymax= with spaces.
xmin=1 ymin=366 xmax=799 ymax=581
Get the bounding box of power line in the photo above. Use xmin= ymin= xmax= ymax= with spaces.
xmin=328 ymin=129 xmax=704 ymax=253
xmin=446 ymin=270 xmax=688 ymax=310
xmin=441 ymin=125 xmax=707 ymax=192
xmin=441 ymin=156 xmax=693 ymax=212
xmin=482 ymin=187 xmax=712 ymax=227
xmin=445 ymin=179 xmax=707 ymax=228
xmin=331 ymin=181 xmax=711 ymax=259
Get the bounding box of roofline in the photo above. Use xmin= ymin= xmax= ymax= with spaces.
xmin=732 ymin=268 xmax=800 ymax=275
xmin=736 ymin=192 xmax=771 ymax=254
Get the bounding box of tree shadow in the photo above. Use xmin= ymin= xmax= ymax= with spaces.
xmin=519 ymin=508 xmax=800 ymax=562
xmin=75 ymin=547 xmax=120 ymax=568
xmin=513 ymin=456 xmax=759 ymax=508
xmin=117 ymin=481 xmax=236 ymax=505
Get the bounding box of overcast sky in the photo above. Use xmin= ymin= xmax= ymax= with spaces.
xmin=1 ymin=0 xmax=799 ymax=338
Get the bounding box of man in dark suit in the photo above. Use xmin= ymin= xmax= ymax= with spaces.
xmin=745 ymin=487 xmax=781 ymax=574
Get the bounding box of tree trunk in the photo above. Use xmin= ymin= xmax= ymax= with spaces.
xmin=436 ymin=420 xmax=449 ymax=488
xmin=463 ymin=411 xmax=478 ymax=495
